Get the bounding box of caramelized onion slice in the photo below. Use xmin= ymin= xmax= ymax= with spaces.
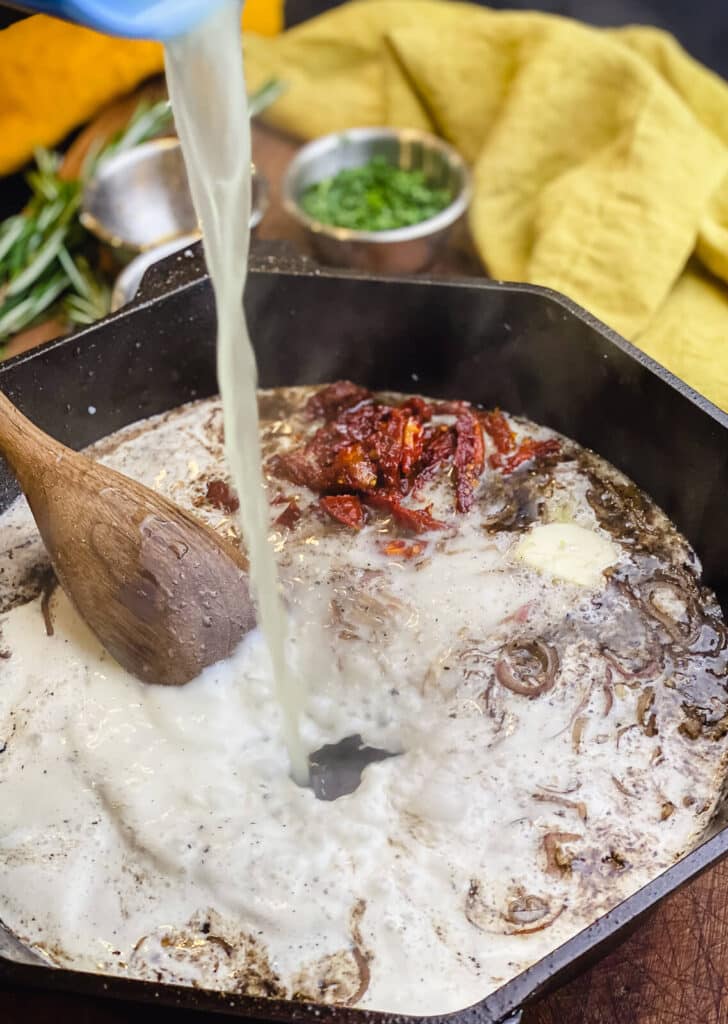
xmin=626 ymin=569 xmax=727 ymax=657
xmin=292 ymin=947 xmax=370 ymax=1006
xmin=543 ymin=831 xmax=582 ymax=875
xmin=495 ymin=639 xmax=560 ymax=698
xmin=505 ymin=894 xmax=566 ymax=935
xmin=505 ymin=893 xmax=550 ymax=925
xmin=643 ymin=575 xmax=700 ymax=645
xmin=466 ymin=880 xmax=565 ymax=936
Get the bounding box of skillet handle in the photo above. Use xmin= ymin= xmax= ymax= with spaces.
xmin=135 ymin=238 xmax=316 ymax=307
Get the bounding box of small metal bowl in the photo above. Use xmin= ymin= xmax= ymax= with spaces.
xmin=282 ymin=127 xmax=471 ymax=274
xmin=81 ymin=137 xmax=268 ymax=261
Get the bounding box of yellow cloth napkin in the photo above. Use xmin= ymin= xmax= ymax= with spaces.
xmin=0 ymin=0 xmax=282 ymax=175
xmin=243 ymin=0 xmax=728 ymax=412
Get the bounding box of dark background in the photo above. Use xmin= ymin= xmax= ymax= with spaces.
xmin=0 ymin=0 xmax=726 ymax=220
xmin=286 ymin=0 xmax=728 ymax=78
xmin=2 ymin=1 xmax=726 ymax=74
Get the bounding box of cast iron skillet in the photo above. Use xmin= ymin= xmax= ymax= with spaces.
xmin=1 ymin=242 xmax=727 ymax=1023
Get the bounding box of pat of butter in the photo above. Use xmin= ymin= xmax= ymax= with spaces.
xmin=514 ymin=522 xmax=618 ymax=587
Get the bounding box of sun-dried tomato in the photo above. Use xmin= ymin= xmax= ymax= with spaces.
xmin=434 ymin=399 xmax=471 ymax=416
xmin=413 ymin=423 xmax=457 ymax=489
xmin=481 ymin=409 xmax=516 ymax=455
xmin=332 ymin=443 xmax=378 ymax=492
xmin=382 ymin=539 xmax=427 ymax=559
xmin=274 ymin=499 xmax=302 ymax=530
xmin=366 ymin=493 xmax=446 ymax=534
xmin=335 ymin=400 xmax=381 ymax=443
xmin=267 ymin=443 xmax=334 ymax=492
xmin=273 ymin=388 xmax=432 ymax=497
xmin=371 ymin=408 xmax=406 ymax=491
xmin=400 ymin=416 xmax=424 ymax=482
xmin=453 ymin=409 xmax=485 ymax=513
xmin=320 ymin=495 xmax=366 ymax=529
xmin=205 ymin=479 xmax=239 ymax=513
xmin=505 ymin=603 xmax=531 ymax=624
xmin=270 ymin=383 xmax=483 ymax=527
xmin=306 ymin=380 xmax=371 ymax=420
xmin=493 ymin=438 xmax=561 ymax=474
xmin=268 ymin=403 xmax=376 ymax=492
xmin=400 ymin=396 xmax=433 ymax=421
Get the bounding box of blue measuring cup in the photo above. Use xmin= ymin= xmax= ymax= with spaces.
xmin=3 ymin=0 xmax=228 ymax=39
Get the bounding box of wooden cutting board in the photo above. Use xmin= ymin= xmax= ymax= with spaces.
xmin=526 ymin=855 xmax=728 ymax=1023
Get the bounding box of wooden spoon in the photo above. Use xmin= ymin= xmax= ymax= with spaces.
xmin=0 ymin=390 xmax=255 ymax=685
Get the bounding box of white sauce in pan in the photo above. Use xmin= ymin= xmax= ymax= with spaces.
xmin=0 ymin=387 xmax=727 ymax=1014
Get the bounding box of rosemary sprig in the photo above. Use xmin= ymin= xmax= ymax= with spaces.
xmin=59 ymin=251 xmax=111 ymax=326
xmin=81 ymin=98 xmax=176 ymax=180
xmin=247 ymin=77 xmax=286 ymax=118
xmin=0 ymin=97 xmax=173 ymax=344
xmin=0 ymin=79 xmax=283 ymax=346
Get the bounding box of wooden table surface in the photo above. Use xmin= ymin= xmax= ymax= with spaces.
xmin=3 ymin=119 xmax=728 ymax=1024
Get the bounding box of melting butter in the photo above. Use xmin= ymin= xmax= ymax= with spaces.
xmin=515 ymin=522 xmax=619 ymax=587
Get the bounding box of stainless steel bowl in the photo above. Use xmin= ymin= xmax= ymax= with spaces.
xmin=282 ymin=127 xmax=471 ymax=274
xmin=81 ymin=138 xmax=268 ymax=261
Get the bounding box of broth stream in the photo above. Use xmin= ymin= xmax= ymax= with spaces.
xmin=164 ymin=2 xmax=307 ymax=781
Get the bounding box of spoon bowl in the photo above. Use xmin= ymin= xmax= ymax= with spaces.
xmin=0 ymin=389 xmax=255 ymax=685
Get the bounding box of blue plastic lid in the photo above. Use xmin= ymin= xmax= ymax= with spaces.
xmin=14 ymin=0 xmax=230 ymax=40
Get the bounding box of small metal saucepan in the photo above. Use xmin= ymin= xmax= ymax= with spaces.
xmin=82 ymin=139 xmax=268 ymax=309
xmin=81 ymin=138 xmax=268 ymax=258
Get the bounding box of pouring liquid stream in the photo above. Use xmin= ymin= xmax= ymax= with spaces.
xmin=164 ymin=2 xmax=308 ymax=783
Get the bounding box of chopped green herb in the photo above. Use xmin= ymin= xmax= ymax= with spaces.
xmin=300 ymin=155 xmax=453 ymax=232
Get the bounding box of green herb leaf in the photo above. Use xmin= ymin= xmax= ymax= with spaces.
xmin=300 ymin=155 xmax=453 ymax=233
xmin=0 ymin=269 xmax=70 ymax=337
xmin=5 ymin=224 xmax=70 ymax=298
xmin=247 ymin=77 xmax=287 ymax=119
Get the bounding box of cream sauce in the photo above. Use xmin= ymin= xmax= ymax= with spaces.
xmin=0 ymin=389 xmax=726 ymax=1013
